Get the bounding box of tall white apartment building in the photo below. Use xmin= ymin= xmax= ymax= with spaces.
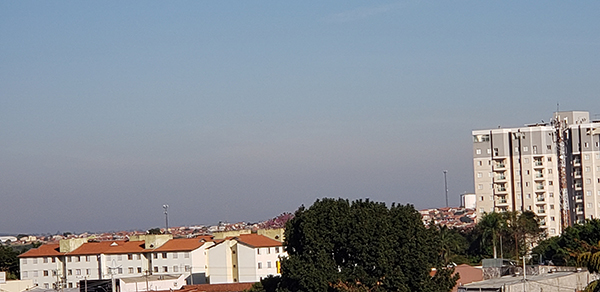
xmin=473 ymin=111 xmax=600 ymax=236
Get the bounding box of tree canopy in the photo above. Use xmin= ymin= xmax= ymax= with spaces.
xmin=269 ymin=198 xmax=458 ymax=292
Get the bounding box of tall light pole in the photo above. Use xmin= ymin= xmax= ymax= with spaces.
xmin=163 ymin=204 xmax=169 ymax=234
xmin=443 ymin=170 xmax=449 ymax=207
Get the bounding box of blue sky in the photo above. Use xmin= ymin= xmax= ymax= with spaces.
xmin=1 ymin=1 xmax=599 ymax=234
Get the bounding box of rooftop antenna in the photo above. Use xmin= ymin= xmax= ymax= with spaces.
xmin=443 ymin=170 xmax=449 ymax=207
xmin=163 ymin=204 xmax=169 ymax=234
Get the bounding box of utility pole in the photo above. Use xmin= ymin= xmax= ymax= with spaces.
xmin=443 ymin=170 xmax=449 ymax=207
xmin=163 ymin=205 xmax=169 ymax=234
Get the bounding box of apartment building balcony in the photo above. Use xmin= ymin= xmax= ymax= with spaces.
xmin=536 ymin=185 xmax=545 ymax=191
xmin=575 ymin=182 xmax=583 ymax=190
xmin=533 ymin=160 xmax=544 ymax=168
xmin=495 ymin=187 xmax=508 ymax=193
xmin=494 ymin=163 xmax=506 ymax=170
xmin=536 ymin=197 xmax=545 ymax=203
xmin=495 ymin=175 xmax=507 ymax=181
xmin=574 ymin=171 xmax=582 ymax=178
xmin=573 ymin=159 xmax=581 ymax=166
xmin=537 ymin=208 xmax=546 ymax=214
xmin=534 ymin=174 xmax=545 ymax=180
xmin=575 ymin=195 xmax=583 ymax=202
xmin=497 ymin=198 xmax=508 ymax=205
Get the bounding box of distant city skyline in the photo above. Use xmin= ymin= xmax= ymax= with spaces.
xmin=2 ymin=1 xmax=600 ymax=234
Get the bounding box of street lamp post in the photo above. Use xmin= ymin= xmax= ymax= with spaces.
xmin=163 ymin=205 xmax=169 ymax=234
xmin=443 ymin=170 xmax=449 ymax=207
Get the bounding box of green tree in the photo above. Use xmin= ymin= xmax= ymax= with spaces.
xmin=0 ymin=245 xmax=20 ymax=279
xmin=533 ymin=218 xmax=600 ymax=266
xmin=478 ymin=212 xmax=504 ymax=259
xmin=273 ymin=198 xmax=458 ymax=292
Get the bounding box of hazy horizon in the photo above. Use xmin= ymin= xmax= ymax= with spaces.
xmin=2 ymin=1 xmax=600 ymax=234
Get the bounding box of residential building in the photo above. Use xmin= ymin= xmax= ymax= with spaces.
xmin=18 ymin=235 xmax=214 ymax=289
xmin=207 ymin=234 xmax=286 ymax=284
xmin=473 ymin=111 xmax=600 ymax=235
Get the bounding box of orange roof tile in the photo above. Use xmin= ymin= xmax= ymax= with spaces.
xmin=153 ymin=238 xmax=209 ymax=252
xmin=234 ymin=234 xmax=282 ymax=248
xmin=18 ymin=244 xmax=62 ymax=258
xmin=71 ymin=241 xmax=146 ymax=255
xmin=174 ymin=283 xmax=254 ymax=292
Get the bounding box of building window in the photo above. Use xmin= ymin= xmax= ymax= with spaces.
xmin=117 ymin=255 xmax=122 ymax=261
xmin=128 ymin=267 xmax=134 ymax=274
xmin=163 ymin=266 xmax=168 ymax=272
xmin=523 ymin=146 xmax=528 ymax=152
xmin=275 ymin=247 xmax=280 ymax=253
xmin=588 ymin=203 xmax=593 ymax=208
xmin=118 ymin=267 xmax=123 ymax=274
xmin=185 ymin=266 xmax=191 ymax=272
xmin=33 ymin=271 xmax=38 ymax=277
xmin=547 ymin=145 xmax=552 ymax=150
xmin=128 ymin=254 xmax=133 ymax=260
xmin=153 ymin=253 xmax=158 ymax=259
xmin=550 ymin=205 xmax=554 ymax=210
xmin=478 ymin=161 xmax=483 ymax=166
xmin=587 ymin=179 xmax=592 ymax=184
xmin=44 ymin=270 xmax=49 ymax=276
xmin=52 ymin=257 xmax=56 ymax=263
xmin=33 ymin=258 xmax=38 ymax=264
xmin=161 ymin=252 xmax=167 ymax=259
xmin=477 ymin=172 xmax=482 ymax=178
xmin=478 ymin=184 xmax=483 ymax=190
xmin=43 ymin=257 xmax=48 ymax=263
xmin=549 ymin=192 xmax=554 ymax=198
xmin=476 ymin=149 xmax=481 ymax=154
xmin=258 ymin=262 xmax=262 ymax=269
xmin=23 ymin=271 xmax=28 ymax=278
xmin=551 ymin=216 xmax=555 ymax=221
xmin=524 ymin=158 xmax=529 ymax=163
xmin=550 ymin=228 xmax=556 ymax=234
xmin=585 ymin=142 xmax=589 ymax=148
xmin=173 ymin=266 xmax=179 ymax=272
xmin=173 ymin=253 xmax=178 ymax=259
xmin=153 ymin=267 xmax=158 ymax=273
xmin=44 ymin=283 xmax=49 ymax=289
xmin=75 ymin=269 xmax=80 ymax=275
xmin=587 ymin=191 xmax=592 ymax=196
xmin=137 ymin=267 xmax=142 ymax=273
xmin=86 ymin=269 xmax=91 ymax=275
xmin=548 ymin=181 xmax=553 ymax=185
xmin=86 ymin=256 xmax=91 ymax=262
xmin=68 ymin=270 xmax=72 ymax=276
xmin=585 ymin=154 xmax=590 ymax=160
xmin=525 ymin=182 xmax=530 ymax=187
xmin=492 ymin=148 xmax=497 ymax=155
xmin=267 ymin=261 xmax=272 ymax=268
xmin=257 ymin=249 xmax=261 ymax=255
xmin=68 ymin=283 xmax=73 ymax=288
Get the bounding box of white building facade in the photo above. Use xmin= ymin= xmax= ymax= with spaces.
xmin=19 ymin=235 xmax=213 ymax=289
xmin=473 ymin=111 xmax=600 ymax=235
xmin=207 ymin=234 xmax=286 ymax=284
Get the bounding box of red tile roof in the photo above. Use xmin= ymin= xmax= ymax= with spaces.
xmin=235 ymin=234 xmax=282 ymax=248
xmin=175 ymin=283 xmax=255 ymax=292
xmin=18 ymin=244 xmax=62 ymax=258
xmin=70 ymin=241 xmax=146 ymax=255
xmin=153 ymin=238 xmax=209 ymax=252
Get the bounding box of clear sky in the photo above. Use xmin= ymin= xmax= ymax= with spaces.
xmin=1 ymin=1 xmax=599 ymax=234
